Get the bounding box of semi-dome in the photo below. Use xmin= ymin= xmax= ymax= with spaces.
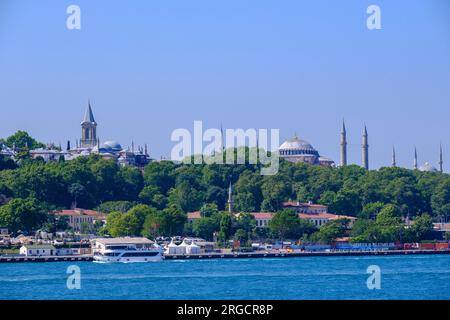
xmin=102 ymin=140 xmax=122 ymax=152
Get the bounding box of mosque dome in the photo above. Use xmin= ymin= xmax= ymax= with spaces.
xmin=102 ymin=140 xmax=122 ymax=152
xmin=279 ymin=136 xmax=319 ymax=156
xmin=419 ymin=162 xmax=438 ymax=172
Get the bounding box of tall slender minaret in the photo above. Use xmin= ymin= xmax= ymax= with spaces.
xmin=362 ymin=124 xmax=369 ymax=170
xmin=340 ymin=120 xmax=347 ymax=166
xmin=227 ymin=181 xmax=234 ymax=213
xmin=439 ymin=144 xmax=443 ymax=173
xmin=414 ymin=147 xmax=418 ymax=169
xmin=392 ymin=146 xmax=397 ymax=167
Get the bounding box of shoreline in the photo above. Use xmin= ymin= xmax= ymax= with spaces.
xmin=0 ymin=249 xmax=449 ymax=263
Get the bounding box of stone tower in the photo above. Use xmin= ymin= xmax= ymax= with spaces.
xmin=362 ymin=125 xmax=369 ymax=170
xmin=80 ymin=100 xmax=97 ymax=148
xmin=340 ymin=120 xmax=347 ymax=166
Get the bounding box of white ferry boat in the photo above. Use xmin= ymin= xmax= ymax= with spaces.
xmin=92 ymin=237 xmax=163 ymax=263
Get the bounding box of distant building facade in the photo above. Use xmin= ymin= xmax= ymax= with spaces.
xmin=50 ymin=208 xmax=107 ymax=232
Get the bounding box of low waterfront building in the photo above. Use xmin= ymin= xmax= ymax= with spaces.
xmin=50 ymin=208 xmax=107 ymax=232
xmin=20 ymin=244 xmax=56 ymax=256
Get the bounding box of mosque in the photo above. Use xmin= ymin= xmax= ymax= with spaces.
xmin=278 ymin=120 xmax=444 ymax=173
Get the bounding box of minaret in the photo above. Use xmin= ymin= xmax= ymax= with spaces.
xmin=392 ymin=146 xmax=397 ymax=167
xmin=67 ymin=140 xmax=71 ymax=151
xmin=340 ymin=120 xmax=347 ymax=166
xmin=145 ymin=144 xmax=148 ymax=156
xmin=80 ymin=100 xmax=97 ymax=148
xmin=362 ymin=124 xmax=369 ymax=170
xmin=414 ymin=147 xmax=418 ymax=169
xmin=439 ymin=144 xmax=443 ymax=173
xmin=227 ymin=181 xmax=234 ymax=213
xmin=220 ymin=123 xmax=225 ymax=152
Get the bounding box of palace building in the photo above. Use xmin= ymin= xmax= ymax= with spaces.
xmin=28 ymin=101 xmax=153 ymax=168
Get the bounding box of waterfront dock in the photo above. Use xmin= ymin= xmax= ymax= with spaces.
xmin=1 ymin=249 xmax=449 ymax=263
xmin=163 ymin=249 xmax=450 ymax=260
xmin=0 ymin=255 xmax=93 ymax=263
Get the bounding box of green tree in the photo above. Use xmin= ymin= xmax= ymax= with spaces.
xmin=312 ymin=219 xmax=349 ymax=244
xmin=192 ymin=217 xmax=219 ymax=241
xmin=0 ymin=197 xmax=48 ymax=233
xmin=219 ymin=213 xmax=234 ymax=242
xmin=409 ymin=213 xmax=433 ymax=242
xmin=4 ymin=131 xmax=45 ymax=150
xmin=68 ymin=183 xmax=86 ymax=208
xmin=269 ymin=209 xmax=314 ymax=240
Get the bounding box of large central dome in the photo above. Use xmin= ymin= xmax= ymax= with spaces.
xmin=279 ymin=136 xmax=318 ymax=155
xmin=278 ymin=135 xmax=334 ymax=167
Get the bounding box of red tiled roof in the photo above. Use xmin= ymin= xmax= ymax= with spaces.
xmin=250 ymin=212 xmax=273 ymax=220
xmin=187 ymin=211 xmax=201 ymax=219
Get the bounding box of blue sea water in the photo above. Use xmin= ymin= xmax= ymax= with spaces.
xmin=0 ymin=254 xmax=449 ymax=300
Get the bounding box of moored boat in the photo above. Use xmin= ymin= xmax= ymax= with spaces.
xmin=92 ymin=237 xmax=163 ymax=263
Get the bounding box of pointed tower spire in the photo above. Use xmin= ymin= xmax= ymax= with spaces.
xmin=414 ymin=147 xmax=418 ymax=170
xmin=439 ymin=143 xmax=443 ymax=173
xmin=82 ymin=100 xmax=96 ymax=124
xmin=392 ymin=145 xmax=397 ymax=167
xmin=227 ymin=181 xmax=234 ymax=213
xmin=362 ymin=124 xmax=369 ymax=170
xmin=340 ymin=119 xmax=347 ymax=166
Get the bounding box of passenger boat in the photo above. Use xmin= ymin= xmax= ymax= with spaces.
xmin=92 ymin=237 xmax=164 ymax=263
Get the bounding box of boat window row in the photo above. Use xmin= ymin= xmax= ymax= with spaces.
xmin=121 ymin=252 xmax=159 ymax=257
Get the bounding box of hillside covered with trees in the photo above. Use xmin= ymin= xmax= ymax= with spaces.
xmin=1 ymin=131 xmax=449 ymax=243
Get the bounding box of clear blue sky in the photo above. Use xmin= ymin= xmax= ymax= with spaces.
xmin=0 ymin=0 xmax=449 ymax=170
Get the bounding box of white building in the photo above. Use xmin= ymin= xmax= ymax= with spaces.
xmin=20 ymin=244 xmax=56 ymax=256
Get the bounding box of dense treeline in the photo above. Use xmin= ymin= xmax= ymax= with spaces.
xmin=1 ymin=132 xmax=449 ymax=243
